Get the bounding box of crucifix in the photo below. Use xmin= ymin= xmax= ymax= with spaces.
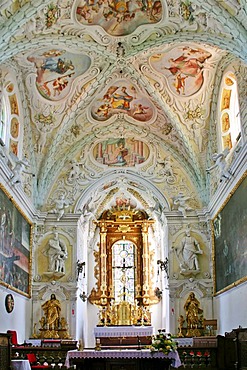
xmin=113 ymin=255 xmax=134 ymax=301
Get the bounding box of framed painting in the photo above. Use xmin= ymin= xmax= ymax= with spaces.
xmin=0 ymin=184 xmax=32 ymax=297
xmin=213 ymin=172 xmax=247 ymax=295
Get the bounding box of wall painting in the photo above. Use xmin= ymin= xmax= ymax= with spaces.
xmin=213 ymin=173 xmax=247 ymax=295
xmin=0 ymin=185 xmax=32 ymax=297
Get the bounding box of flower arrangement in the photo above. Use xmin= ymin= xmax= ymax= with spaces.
xmin=149 ymin=329 xmax=177 ymax=355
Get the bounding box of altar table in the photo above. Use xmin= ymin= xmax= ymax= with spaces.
xmin=65 ymin=349 xmax=182 ymax=369
xmin=94 ymin=326 xmax=154 ymax=338
xmin=11 ymin=359 xmax=32 ymax=370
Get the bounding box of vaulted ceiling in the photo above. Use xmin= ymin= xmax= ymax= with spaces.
xmin=0 ymin=0 xmax=246 ymax=218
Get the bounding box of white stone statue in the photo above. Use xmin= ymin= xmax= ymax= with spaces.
xmin=175 ymin=225 xmax=203 ymax=272
xmin=68 ymin=159 xmax=82 ymax=181
xmin=172 ymin=192 xmax=192 ymax=218
xmin=10 ymin=157 xmax=35 ymax=185
xmin=0 ymin=140 xmax=6 ymax=158
xmin=50 ymin=193 xmax=70 ymax=221
xmin=206 ymin=148 xmax=231 ymax=182
xmin=158 ymin=156 xmax=174 ymax=178
xmin=44 ymin=232 xmax=68 ymax=273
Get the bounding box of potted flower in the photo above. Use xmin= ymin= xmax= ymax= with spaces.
xmin=149 ymin=329 xmax=178 ymax=355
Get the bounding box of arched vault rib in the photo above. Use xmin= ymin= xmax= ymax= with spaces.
xmin=38 ymin=122 xmax=205 ymax=209
xmin=74 ymin=171 xmax=171 ymax=214
xmin=126 ymin=31 xmax=247 ymax=63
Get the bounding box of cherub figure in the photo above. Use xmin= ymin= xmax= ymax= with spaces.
xmin=68 ymin=159 xmax=83 ymax=181
xmin=157 ymin=156 xmax=174 ymax=178
xmin=206 ymin=148 xmax=231 ymax=182
xmin=39 ymin=316 xmax=46 ymax=329
xmin=50 ymin=193 xmax=70 ymax=221
xmin=172 ymin=192 xmax=192 ymax=218
xmin=10 ymin=157 xmax=35 ymax=185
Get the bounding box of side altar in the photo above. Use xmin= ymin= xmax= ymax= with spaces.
xmin=94 ymin=326 xmax=153 ymax=348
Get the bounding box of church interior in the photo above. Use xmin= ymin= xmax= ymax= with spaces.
xmin=0 ymin=0 xmax=246 ymax=369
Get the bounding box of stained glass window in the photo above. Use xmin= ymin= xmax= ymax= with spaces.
xmin=112 ymin=240 xmax=135 ymax=304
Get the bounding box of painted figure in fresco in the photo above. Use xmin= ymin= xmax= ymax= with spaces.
xmin=108 ymin=86 xmax=133 ymax=110
xmin=162 ymin=47 xmax=212 ymax=95
xmin=132 ymin=103 xmax=149 ymax=115
xmin=206 ymin=147 xmax=231 ymax=182
xmin=41 ymin=58 xmax=74 ymax=74
xmin=52 ymin=76 xmax=69 ymax=96
xmin=222 ymin=113 xmax=230 ymax=132
xmin=42 ymin=294 xmax=61 ymax=330
xmin=105 ymin=138 xmax=128 ymax=165
xmin=76 ymin=0 xmax=162 ymax=36
xmin=174 ymin=73 xmax=188 ymax=94
xmin=40 ymin=72 xmax=74 ymax=98
xmin=94 ymin=84 xmax=153 ymax=121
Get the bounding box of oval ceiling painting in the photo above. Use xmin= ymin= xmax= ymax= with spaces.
xmin=150 ymin=46 xmax=212 ymax=97
xmin=91 ymin=81 xmax=154 ymax=122
xmin=27 ymin=49 xmax=91 ymax=101
xmin=75 ymin=0 xmax=162 ymax=36
xmin=93 ymin=138 xmax=149 ymax=167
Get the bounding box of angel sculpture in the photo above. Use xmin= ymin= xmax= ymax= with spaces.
xmin=10 ymin=157 xmax=35 ymax=185
xmin=172 ymin=192 xmax=192 ymax=218
xmin=206 ymin=147 xmax=231 ymax=182
xmin=50 ymin=193 xmax=70 ymax=221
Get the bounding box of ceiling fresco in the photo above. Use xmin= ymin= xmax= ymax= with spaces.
xmin=93 ymin=138 xmax=150 ymax=166
xmin=150 ymin=46 xmax=212 ymax=97
xmin=75 ymin=0 xmax=162 ymax=35
xmin=27 ymin=49 xmax=91 ymax=101
xmin=0 ymin=0 xmax=246 ymax=217
xmin=90 ymin=81 xmax=155 ymax=122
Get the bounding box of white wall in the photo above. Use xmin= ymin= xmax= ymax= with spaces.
xmin=214 ymin=281 xmax=247 ymax=335
xmin=0 ymin=288 xmax=32 ymax=343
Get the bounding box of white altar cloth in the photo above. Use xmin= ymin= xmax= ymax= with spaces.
xmin=11 ymin=359 xmax=31 ymax=370
xmin=65 ymin=349 xmax=182 ymax=368
xmin=94 ymin=326 xmax=154 ymax=337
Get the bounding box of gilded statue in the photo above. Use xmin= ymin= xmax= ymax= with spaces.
xmin=42 ymin=294 xmax=61 ymax=331
xmin=178 ymin=315 xmax=185 ymax=337
xmin=184 ymin=292 xmax=203 ymax=337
